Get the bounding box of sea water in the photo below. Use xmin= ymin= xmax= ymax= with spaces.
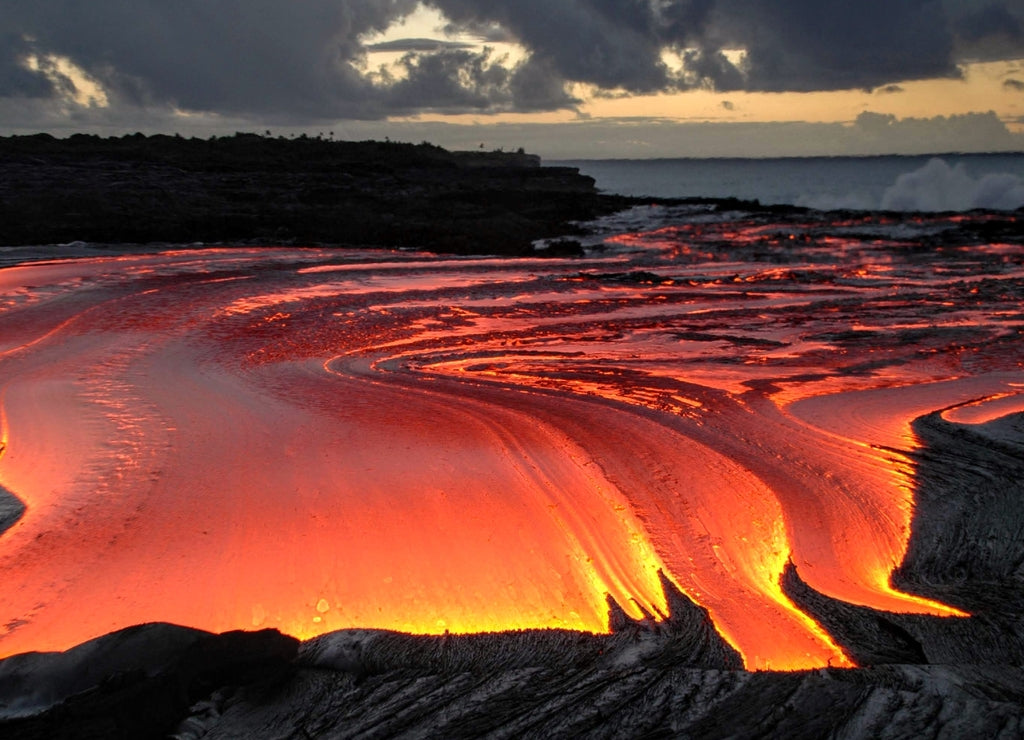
xmin=552 ymin=153 xmax=1024 ymax=212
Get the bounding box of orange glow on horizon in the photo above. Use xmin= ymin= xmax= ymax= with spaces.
xmin=391 ymin=60 xmax=1024 ymax=141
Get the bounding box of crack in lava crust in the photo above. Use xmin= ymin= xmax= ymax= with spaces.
xmin=0 ymin=208 xmax=1021 ymax=671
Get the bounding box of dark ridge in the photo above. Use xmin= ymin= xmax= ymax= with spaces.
xmin=0 ymin=624 xmax=298 ymax=740
xmin=646 ymin=570 xmax=746 ymax=670
xmin=0 ymin=575 xmax=744 ymax=738
xmin=782 ymin=559 xmax=1024 ymax=667
xmin=782 ymin=562 xmax=928 ymax=666
xmin=605 ymin=592 xmax=638 ymax=633
xmin=893 ymin=410 xmax=1024 ymax=615
xmin=780 ymin=402 xmax=1024 ymax=669
xmin=603 ymin=573 xmax=744 ymax=670
xmin=10 ymin=622 xmax=1017 ymax=739
xmin=582 ymin=270 xmax=673 ymax=284
xmin=0 ymin=133 xmax=641 ymax=256
xmin=0 ymin=483 xmax=24 ymax=537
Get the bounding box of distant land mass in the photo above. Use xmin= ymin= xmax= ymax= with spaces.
xmin=0 ymin=132 xmax=645 ymax=255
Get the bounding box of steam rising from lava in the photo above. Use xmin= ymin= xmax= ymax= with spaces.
xmin=0 ymin=206 xmax=1021 ymax=670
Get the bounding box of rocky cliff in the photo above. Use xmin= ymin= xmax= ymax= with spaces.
xmin=0 ymin=133 xmax=630 ymax=255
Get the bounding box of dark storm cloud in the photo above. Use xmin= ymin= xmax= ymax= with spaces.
xmin=2 ymin=0 xmax=419 ymax=118
xmin=508 ymin=57 xmax=582 ymax=111
xmin=376 ymin=49 xmax=579 ymax=114
xmin=679 ymin=49 xmax=744 ymax=91
xmin=425 ymin=0 xmax=972 ymax=93
xmin=710 ymin=0 xmax=957 ymax=91
xmin=955 ymin=1 xmax=1024 ymax=43
xmin=948 ymin=1 xmax=1024 ymax=59
xmin=0 ymin=33 xmax=54 ymax=97
xmin=1 ymin=0 xmax=583 ymax=119
xmin=427 ymin=0 xmax=671 ymax=91
xmin=3 ymin=0 xmax=1024 ymax=124
xmin=380 ymin=48 xmax=508 ymax=113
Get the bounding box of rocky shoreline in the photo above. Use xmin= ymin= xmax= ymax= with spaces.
xmin=0 ymin=133 xmax=643 ymax=256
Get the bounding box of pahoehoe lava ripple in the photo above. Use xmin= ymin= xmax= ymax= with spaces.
xmin=0 ymin=204 xmax=1021 ymax=689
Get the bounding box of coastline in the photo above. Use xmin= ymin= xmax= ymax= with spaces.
xmin=0 ymin=133 xmax=642 ymax=256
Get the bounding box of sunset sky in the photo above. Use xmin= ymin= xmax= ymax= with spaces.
xmin=4 ymin=1 xmax=1024 ymax=157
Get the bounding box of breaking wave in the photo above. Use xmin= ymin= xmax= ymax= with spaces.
xmin=880 ymin=158 xmax=1024 ymax=212
xmin=798 ymin=157 xmax=1024 ymax=212
xmin=567 ymin=154 xmax=1024 ymax=213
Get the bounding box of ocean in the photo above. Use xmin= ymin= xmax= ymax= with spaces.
xmin=552 ymin=153 xmax=1024 ymax=212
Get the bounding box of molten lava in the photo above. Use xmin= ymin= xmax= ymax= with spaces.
xmin=0 ymin=209 xmax=1021 ymax=670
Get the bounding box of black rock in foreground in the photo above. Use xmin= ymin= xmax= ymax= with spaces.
xmin=1 ymin=540 xmax=1022 ymax=738
xmin=0 ymin=575 xmax=744 ymax=739
xmin=2 ymin=622 xmax=1022 ymax=739
xmin=2 ymin=410 xmax=1022 ymax=738
xmin=0 ymin=483 xmax=23 ymax=538
xmin=0 ymin=625 xmax=298 ymax=739
xmin=0 ymin=133 xmax=638 ymax=255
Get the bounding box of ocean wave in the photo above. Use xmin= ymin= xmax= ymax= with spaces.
xmin=799 ymin=157 xmax=1024 ymax=212
xmin=881 ymin=158 xmax=1024 ymax=212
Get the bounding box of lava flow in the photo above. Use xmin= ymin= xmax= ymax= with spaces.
xmin=0 ymin=207 xmax=1021 ymax=670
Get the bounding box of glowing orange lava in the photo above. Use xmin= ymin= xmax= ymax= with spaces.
xmin=0 ymin=209 xmax=1021 ymax=669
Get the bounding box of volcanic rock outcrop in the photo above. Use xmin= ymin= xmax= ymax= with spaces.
xmin=0 ymin=133 xmax=631 ymax=255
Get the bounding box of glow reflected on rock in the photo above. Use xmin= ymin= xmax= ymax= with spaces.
xmin=942 ymin=391 xmax=1024 ymax=425
xmin=0 ymin=209 xmax=1020 ymax=669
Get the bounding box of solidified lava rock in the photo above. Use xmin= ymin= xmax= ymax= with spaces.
xmin=0 ymin=133 xmax=636 ymax=255
xmin=0 ymin=623 xmax=298 ymax=740
xmin=0 ymin=575 xmax=744 ymax=739
xmin=0 ymin=483 xmax=23 ymax=537
xmin=779 ymin=407 xmax=1024 ymax=670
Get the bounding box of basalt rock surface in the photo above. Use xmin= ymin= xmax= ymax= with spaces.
xmin=2 ymin=563 xmax=1022 ymax=738
xmin=173 ymin=658 xmax=1023 ymax=739
xmin=0 ymin=624 xmax=298 ymax=740
xmin=0 ymin=483 xmax=22 ymax=537
xmin=781 ymin=407 xmax=1024 ymax=670
xmin=0 ymin=133 xmax=639 ymax=255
